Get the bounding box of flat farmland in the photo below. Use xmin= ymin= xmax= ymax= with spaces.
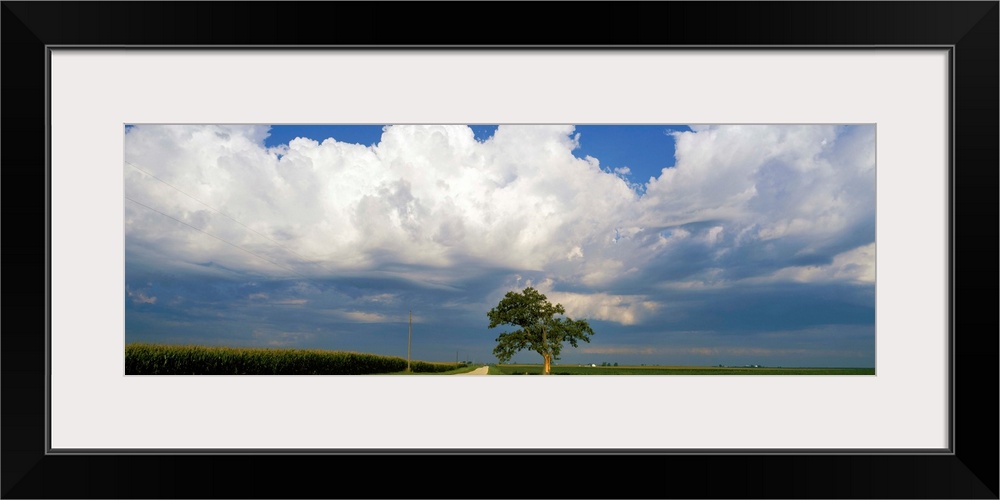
xmin=489 ymin=364 xmax=875 ymax=375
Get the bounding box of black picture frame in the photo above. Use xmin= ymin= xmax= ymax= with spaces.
xmin=3 ymin=2 xmax=997 ymax=498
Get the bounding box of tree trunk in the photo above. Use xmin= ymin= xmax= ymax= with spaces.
xmin=540 ymin=323 xmax=550 ymax=375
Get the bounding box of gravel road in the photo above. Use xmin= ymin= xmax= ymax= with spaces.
xmin=457 ymin=366 xmax=489 ymax=375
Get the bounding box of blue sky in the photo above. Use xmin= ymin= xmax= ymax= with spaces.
xmin=124 ymin=124 xmax=876 ymax=367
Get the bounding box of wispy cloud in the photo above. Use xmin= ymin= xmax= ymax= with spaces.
xmin=757 ymin=242 xmax=876 ymax=284
xmin=340 ymin=311 xmax=390 ymax=323
xmin=126 ymin=284 xmax=157 ymax=305
xmin=362 ymin=293 xmax=397 ymax=304
xmin=273 ymin=299 xmax=308 ymax=305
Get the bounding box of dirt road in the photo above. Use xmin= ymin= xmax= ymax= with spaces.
xmin=457 ymin=365 xmax=489 ymax=375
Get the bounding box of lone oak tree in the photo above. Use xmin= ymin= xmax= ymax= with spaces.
xmin=487 ymin=286 xmax=596 ymax=375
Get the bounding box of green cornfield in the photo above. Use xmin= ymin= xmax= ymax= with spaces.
xmin=124 ymin=343 xmax=464 ymax=375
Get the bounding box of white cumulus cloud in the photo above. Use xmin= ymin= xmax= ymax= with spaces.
xmin=125 ymin=124 xmax=875 ymax=327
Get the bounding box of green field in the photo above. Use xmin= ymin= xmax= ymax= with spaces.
xmin=125 ymin=343 xmax=468 ymax=375
xmin=489 ymin=364 xmax=875 ymax=375
xmin=125 ymin=343 xmax=873 ymax=375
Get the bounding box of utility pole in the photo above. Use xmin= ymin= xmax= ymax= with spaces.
xmin=407 ymin=310 xmax=412 ymax=372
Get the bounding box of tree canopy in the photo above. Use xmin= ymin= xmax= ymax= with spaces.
xmin=486 ymin=286 xmax=595 ymax=374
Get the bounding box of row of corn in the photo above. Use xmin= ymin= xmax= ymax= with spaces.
xmin=125 ymin=343 xmax=463 ymax=375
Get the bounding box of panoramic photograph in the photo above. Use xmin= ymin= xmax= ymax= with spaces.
xmin=123 ymin=124 xmax=875 ymax=375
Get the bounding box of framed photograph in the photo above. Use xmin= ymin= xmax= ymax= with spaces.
xmin=4 ymin=2 xmax=996 ymax=498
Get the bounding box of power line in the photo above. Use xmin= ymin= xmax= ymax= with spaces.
xmin=124 ymin=160 xmax=313 ymax=264
xmin=124 ymin=196 xmax=308 ymax=280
